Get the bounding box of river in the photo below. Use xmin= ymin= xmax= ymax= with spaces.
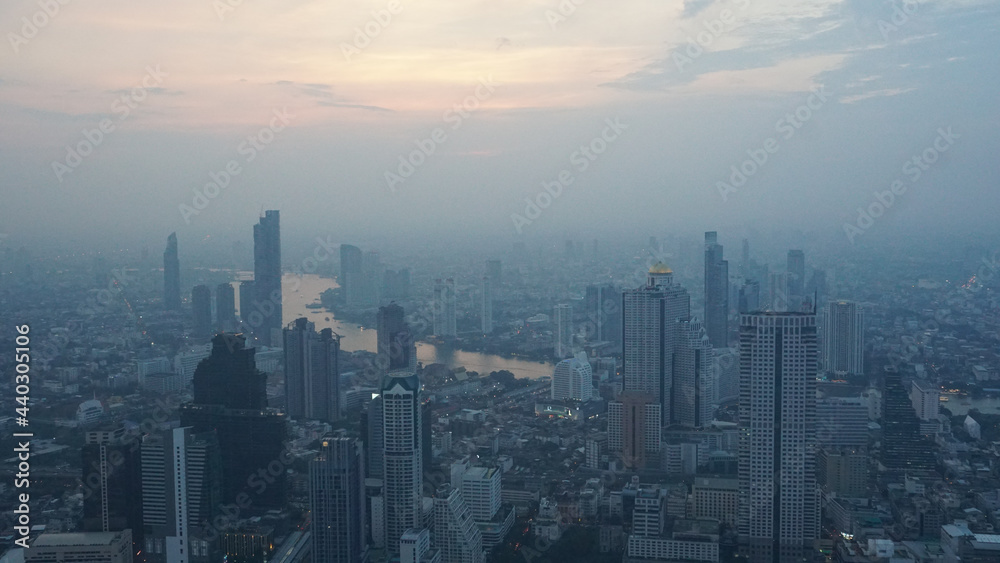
xmin=234 ymin=273 xmax=555 ymax=380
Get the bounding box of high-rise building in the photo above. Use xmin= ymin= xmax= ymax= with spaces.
xmin=356 ymin=251 xmax=384 ymax=308
xmin=252 ymin=210 xmax=281 ymax=346
xmin=216 ymin=282 xmax=236 ymax=331
xmin=432 ymin=279 xmax=457 ymax=337
xmin=817 ymin=448 xmax=867 ymax=498
xmin=239 ymin=280 xmax=255 ymax=321
xmin=737 ymin=313 xmax=819 ymax=559
xmin=584 ymin=284 xmax=622 ymax=347
xmin=738 ymin=280 xmax=760 ymax=314
xmin=340 ymin=244 xmax=363 ymax=304
xmin=141 ymin=427 xmax=223 ymax=563
xmin=740 ymin=238 xmax=750 ymax=278
xmin=284 ymin=318 xmax=341 ymax=422
xmin=382 ymin=372 xmax=423 ymax=551
xmin=622 ymin=263 xmax=690 ymax=425
xmin=432 ymin=485 xmax=484 ymax=563
xmin=767 ymin=271 xmax=790 ymax=312
xmin=608 ymin=392 xmax=661 ymax=470
xmin=824 ymin=300 xmax=864 ymax=375
xmin=881 ymin=368 xmax=936 ymax=473
xmin=366 ymin=396 xmax=384 ymax=479
xmin=310 ymin=436 xmax=368 ymax=563
xmin=181 ymin=334 xmax=288 ymax=510
xmin=816 ymin=396 xmax=869 ymax=450
xmin=377 ymin=303 xmax=415 ymax=374
xmin=550 ymin=352 xmax=593 ymax=402
xmin=910 ymin=380 xmax=940 ymax=421
xmin=384 ymin=268 xmax=412 ymax=299
xmin=786 ymin=249 xmax=805 ymax=304
xmin=704 ymin=232 xmax=729 ymax=348
xmin=480 ymin=277 xmax=493 ymax=334
xmin=191 ymin=284 xmax=212 ymax=337
xmin=400 ymin=529 xmax=441 ymax=563
xmin=632 ymin=487 xmax=666 ymax=537
xmin=672 ymin=320 xmax=714 ymax=428
xmin=164 ymin=232 xmax=181 ymax=310
xmin=553 ymin=303 xmax=573 ymax=358
xmin=81 ymin=425 xmax=143 ymax=562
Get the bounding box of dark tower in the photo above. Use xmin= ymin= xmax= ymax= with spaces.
xmin=81 ymin=425 xmax=144 ymax=563
xmin=216 ymin=282 xmax=236 ymax=331
xmin=191 ymin=284 xmax=212 ymax=338
xmin=339 ymin=244 xmax=363 ymax=304
xmin=164 ymin=232 xmax=181 ymax=310
xmin=283 ymin=318 xmax=341 ymax=422
xmin=376 ymin=303 xmax=414 ymax=374
xmin=252 ymin=210 xmax=281 ymax=346
xmin=704 ymin=231 xmax=729 ymax=348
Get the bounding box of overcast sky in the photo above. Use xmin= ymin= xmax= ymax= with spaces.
xmin=1 ymin=0 xmax=998 ymax=253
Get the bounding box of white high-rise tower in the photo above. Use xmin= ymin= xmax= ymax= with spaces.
xmin=382 ymin=372 xmax=423 ymax=552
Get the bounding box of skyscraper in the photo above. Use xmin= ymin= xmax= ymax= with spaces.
xmin=553 ymin=303 xmax=573 ymax=358
xmin=738 ymin=280 xmax=760 ymax=314
xmin=340 ymin=244 xmax=363 ymax=304
xmin=310 ymin=436 xmax=368 ymax=563
xmin=400 ymin=529 xmax=440 ymax=563
xmin=141 ymin=427 xmax=223 ymax=563
xmin=608 ymin=392 xmax=661 ymax=470
xmin=81 ymin=425 xmax=143 ymax=562
xmin=824 ymin=300 xmax=864 ymax=375
xmin=366 ymin=396 xmax=384 ymax=479
xmin=382 ymin=372 xmax=423 ymax=551
xmin=432 ymin=485 xmax=484 ymax=563
xmin=164 ymin=232 xmax=181 ymax=310
xmin=284 ymin=318 xmax=341 ymax=422
xmin=767 ymin=271 xmax=790 ymax=312
xmin=191 ymin=284 xmax=212 ymax=337
xmin=584 ymin=284 xmax=622 ymax=347
xmin=377 ymin=303 xmax=415 ymax=374
xmin=252 ymin=210 xmax=281 ymax=346
xmin=433 ymin=279 xmax=457 ymax=337
xmin=704 ymin=232 xmax=729 ymax=348
xmin=550 ymin=352 xmax=593 ymax=402
xmin=621 ymin=263 xmax=690 ymax=425
xmin=181 ymin=334 xmax=288 ymax=510
xmin=737 ymin=313 xmax=819 ymax=561
xmin=480 ymin=276 xmax=492 ymax=334
xmin=881 ymin=367 xmax=936 ymax=473
xmin=216 ymin=282 xmax=236 ymax=331
xmin=672 ymin=320 xmax=714 ymax=428
xmin=786 ymin=249 xmax=805 ymax=307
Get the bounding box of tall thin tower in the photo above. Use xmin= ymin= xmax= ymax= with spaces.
xmin=824 ymin=300 xmax=864 ymax=375
xmin=310 ymin=436 xmax=368 ymax=563
xmin=164 ymin=233 xmax=181 ymax=310
xmin=252 ymin=210 xmax=281 ymax=346
xmin=382 ymin=372 xmax=423 ymax=552
xmin=704 ymin=231 xmax=729 ymax=348
xmin=284 ymin=318 xmax=341 ymax=422
xmin=737 ymin=312 xmax=819 ymax=561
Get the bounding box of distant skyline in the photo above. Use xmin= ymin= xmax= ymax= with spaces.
xmin=2 ymin=0 xmax=999 ymax=249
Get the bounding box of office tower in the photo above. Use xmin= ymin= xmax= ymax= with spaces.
xmin=910 ymin=380 xmax=940 ymax=421
xmin=310 ymin=436 xmax=368 ymax=563
xmin=480 ymin=277 xmax=492 ymax=334
xmin=824 ymin=300 xmax=864 ymax=375
xmin=550 ymin=352 xmax=593 ymax=401
xmin=345 ymin=250 xmax=385 ymax=308
xmin=786 ymin=249 xmax=805 ymax=303
xmin=881 ymin=368 xmax=936 ymax=473
xmin=216 ymin=282 xmax=236 ymax=331
xmin=141 ymin=427 xmax=223 ymax=563
xmin=238 ymin=280 xmax=255 ymax=321
xmin=432 ymin=279 xmax=457 ymax=337
xmin=25 ymin=531 xmax=133 ymax=563
xmin=704 ymin=232 xmax=729 ymax=348
xmin=632 ymin=487 xmax=666 ymax=537
xmin=458 ymin=466 xmax=512 ymax=548
xmin=366 ymin=396 xmax=384 ymax=479
xmin=191 ymin=284 xmax=212 ymax=337
xmin=740 ymin=238 xmax=750 ymax=278
xmin=553 ymin=303 xmax=573 ymax=358
xmin=817 ymin=448 xmax=867 ymax=498
xmin=608 ymin=392 xmax=661 ymax=470
xmin=622 ymin=263 xmax=690 ymax=425
xmin=81 ymin=425 xmax=143 ymax=562
xmin=584 ymin=284 xmax=622 ymax=346
xmin=377 ymin=303 xmax=415 ymax=374
xmin=181 ymin=334 xmax=288 ymax=510
xmin=340 ymin=244 xmax=363 ymax=304
xmin=252 ymin=210 xmax=281 ymax=346
xmin=383 ymin=372 xmax=423 ymax=551
xmin=713 ymin=347 xmax=739 ymax=404
xmin=284 ymin=318 xmax=341 ymax=422
xmin=767 ymin=271 xmax=790 ymax=312
xmin=432 ymin=485 xmax=484 ymax=563
xmin=164 ymin=232 xmax=181 ymax=310
xmin=737 ymin=313 xmax=819 ymax=559
xmin=738 ymin=280 xmax=760 ymax=314
xmin=400 ymin=529 xmax=441 ymax=563
xmin=672 ymin=320 xmax=714 ymax=428
xmin=816 ymin=396 xmax=868 ymax=450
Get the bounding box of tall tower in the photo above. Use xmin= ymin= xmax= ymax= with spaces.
xmin=164 ymin=233 xmax=181 ymax=310
xmin=252 ymin=210 xmax=281 ymax=346
xmin=432 ymin=485 xmax=484 ymax=563
xmin=480 ymin=277 xmax=493 ymax=334
xmin=283 ymin=318 xmax=341 ymax=422
xmin=553 ymin=303 xmax=573 ymax=358
xmin=310 ymin=436 xmax=368 ymax=563
xmin=737 ymin=313 xmax=819 ymax=561
xmin=340 ymin=244 xmax=363 ymax=305
xmin=621 ymin=263 xmax=690 ymax=425
xmin=824 ymin=300 xmax=864 ymax=375
xmin=81 ymin=425 xmax=143 ymax=562
xmin=584 ymin=285 xmax=622 ymax=346
xmin=215 ymin=283 xmax=236 ymax=331
xmin=550 ymin=352 xmax=593 ymax=402
xmin=786 ymin=250 xmax=805 ymax=307
xmin=704 ymin=231 xmax=729 ymax=348
xmin=191 ymin=285 xmax=212 ymax=338
xmin=382 ymin=372 xmax=423 ymax=551
xmin=433 ymin=279 xmax=457 ymax=337
xmin=672 ymin=320 xmax=714 ymax=428
xmin=377 ymin=303 xmax=415 ymax=374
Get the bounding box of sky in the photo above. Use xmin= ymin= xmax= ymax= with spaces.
xmin=1 ymin=0 xmax=999 ymax=253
